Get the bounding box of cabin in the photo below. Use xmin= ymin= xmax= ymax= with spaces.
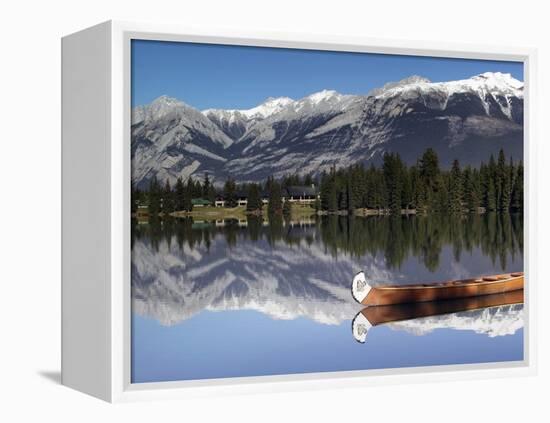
xmin=214 ymin=191 xmax=252 ymax=208
xmin=284 ymin=185 xmax=319 ymax=204
xmin=236 ymin=191 xmax=248 ymax=207
xmin=191 ymin=198 xmax=211 ymax=208
xmin=214 ymin=194 xmax=226 ymax=208
xmin=212 ymin=184 xmax=319 ymax=207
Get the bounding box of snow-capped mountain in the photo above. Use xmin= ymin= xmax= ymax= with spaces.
xmin=131 ymin=72 xmax=523 ymax=188
xmin=132 ymin=96 xmax=235 ymax=186
xmin=202 ymin=96 xmax=294 ymax=140
xmin=367 ymin=75 xmax=432 ymax=96
xmin=204 ymin=96 xmax=294 ymax=121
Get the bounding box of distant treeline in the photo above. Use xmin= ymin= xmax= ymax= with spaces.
xmin=318 ymin=148 xmax=523 ymax=214
xmin=132 ymin=148 xmax=523 ymax=215
xmin=133 ymin=173 xmax=217 ymax=215
xmin=132 ymin=172 xmax=316 ymax=215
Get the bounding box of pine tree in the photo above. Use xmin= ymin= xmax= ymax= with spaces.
xmin=203 ymin=173 xmax=216 ymax=204
xmin=434 ymin=175 xmax=449 ymax=213
xmin=383 ymin=153 xmax=403 ymax=215
xmin=463 ymin=166 xmax=481 ymax=212
xmin=147 ymin=176 xmax=161 ymax=215
xmin=511 ymin=162 xmax=524 ymax=211
xmin=184 ymin=177 xmax=194 ymax=211
xmin=419 ymin=148 xmax=440 ymax=191
xmin=449 ymin=159 xmax=463 ymax=213
xmin=319 ymin=171 xmax=331 ymax=211
xmin=346 ymin=175 xmax=354 ymax=213
xmin=327 ymin=168 xmax=338 ymax=212
xmin=175 ymin=177 xmax=185 ymax=211
xmin=479 ymin=163 xmax=490 ymax=209
xmin=246 ymin=183 xmax=262 ymax=212
xmin=353 ymin=164 xmax=367 ymax=208
xmin=487 ymin=154 xmax=497 ymax=211
xmin=418 ymin=148 xmax=441 ymax=211
xmin=497 ymin=149 xmax=511 ymax=211
xmin=365 ymin=165 xmax=376 ymax=208
xmin=409 ymin=165 xmax=421 ymax=210
xmin=192 ymin=179 xmax=202 ymax=199
xmin=499 ymin=156 xmax=512 ymax=211
xmin=268 ymin=179 xmax=283 ymax=215
xmin=376 ymin=170 xmax=387 ymax=210
xmin=401 ymin=166 xmax=413 ymax=210
xmin=487 ymin=180 xmax=497 ymax=211
xmin=470 ymin=168 xmax=482 ymax=211
xmin=162 ymin=179 xmax=175 ymax=215
xmin=223 ymin=178 xmax=237 ymax=208
xmin=281 ymin=174 xmax=301 ymax=189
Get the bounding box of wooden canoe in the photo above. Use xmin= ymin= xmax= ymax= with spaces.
xmin=351 ymin=271 xmax=524 ymax=306
xmin=352 ymin=289 xmax=524 ymax=343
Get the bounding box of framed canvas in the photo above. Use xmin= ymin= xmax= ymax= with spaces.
xmin=61 ymin=20 xmax=538 ymax=402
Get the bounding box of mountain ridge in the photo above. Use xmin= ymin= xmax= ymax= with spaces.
xmin=131 ymin=72 xmax=523 ymax=188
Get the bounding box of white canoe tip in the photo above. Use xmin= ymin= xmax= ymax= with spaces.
xmin=351 ymin=271 xmax=371 ymax=304
xmin=351 ymin=311 xmax=372 ymax=343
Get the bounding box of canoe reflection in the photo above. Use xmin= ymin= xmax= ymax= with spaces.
xmin=352 ymin=290 xmax=524 ymax=343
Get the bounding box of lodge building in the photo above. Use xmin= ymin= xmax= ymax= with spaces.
xmin=214 ymin=185 xmax=319 ymax=208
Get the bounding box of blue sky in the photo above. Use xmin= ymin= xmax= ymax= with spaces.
xmin=131 ymin=39 xmax=524 ymax=110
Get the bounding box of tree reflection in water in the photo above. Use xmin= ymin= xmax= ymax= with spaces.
xmin=132 ymin=213 xmax=523 ymax=272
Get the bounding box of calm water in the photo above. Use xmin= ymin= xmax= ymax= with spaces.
xmin=131 ymin=214 xmax=524 ymax=383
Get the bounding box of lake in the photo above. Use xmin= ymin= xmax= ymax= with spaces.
xmin=131 ymin=213 xmax=524 ymax=383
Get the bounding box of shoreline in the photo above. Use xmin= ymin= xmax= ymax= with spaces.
xmin=131 ymin=206 xmax=517 ymax=221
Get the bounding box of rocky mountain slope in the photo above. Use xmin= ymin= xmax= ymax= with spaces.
xmin=131 ymin=72 xmax=523 ymax=188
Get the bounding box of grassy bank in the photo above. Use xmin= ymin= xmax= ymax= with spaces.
xmin=172 ymin=206 xmax=248 ymax=220
xmin=288 ymin=203 xmax=317 ymax=219
xmin=135 ymin=203 xmax=318 ymax=220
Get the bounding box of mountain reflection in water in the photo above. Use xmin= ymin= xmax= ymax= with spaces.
xmin=131 ymin=214 xmax=524 ymax=383
xmin=131 ymin=214 xmax=523 ymax=327
xmin=352 ymin=290 xmax=524 ymax=343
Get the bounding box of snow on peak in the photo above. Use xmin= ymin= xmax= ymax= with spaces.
xmin=263 ymin=96 xmax=294 ymax=106
xmin=203 ymin=96 xmax=295 ymax=121
xmin=400 ymin=75 xmax=432 ymax=85
xmin=369 ymin=75 xmax=432 ymax=96
xmin=248 ymin=96 xmax=295 ymax=118
xmin=471 ymin=72 xmax=523 ymax=90
xmin=442 ymin=71 xmax=524 ymax=98
xmin=133 ymin=95 xmax=192 ymax=124
xmin=147 ymin=95 xmax=193 ymax=115
xmin=286 ymin=89 xmax=358 ymax=114
xmin=151 ymin=94 xmax=183 ymax=107
xmin=376 ymin=72 xmax=523 ymax=100
xmin=305 ymin=89 xmax=343 ymax=104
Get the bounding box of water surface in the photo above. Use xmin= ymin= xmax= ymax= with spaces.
xmin=131 ymin=214 xmax=524 ymax=383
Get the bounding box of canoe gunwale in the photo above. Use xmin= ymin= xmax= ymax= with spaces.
xmin=358 ymin=273 xmax=524 ymax=306
xmin=372 ymin=275 xmax=523 ymax=292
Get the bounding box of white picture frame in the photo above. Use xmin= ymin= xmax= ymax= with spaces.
xmin=61 ymin=20 xmax=538 ymax=402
